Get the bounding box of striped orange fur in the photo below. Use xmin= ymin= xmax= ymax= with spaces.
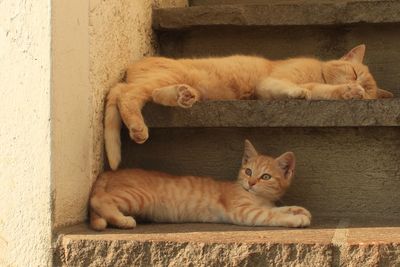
xmin=90 ymin=140 xmax=311 ymax=230
xmin=105 ymin=44 xmax=393 ymax=170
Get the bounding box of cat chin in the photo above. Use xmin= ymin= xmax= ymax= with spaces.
xmin=243 ymin=186 xmax=257 ymax=194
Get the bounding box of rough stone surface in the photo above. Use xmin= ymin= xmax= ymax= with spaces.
xmin=120 ymin=127 xmax=400 ymax=219
xmin=0 ymin=0 xmax=52 ymax=265
xmin=337 ymin=218 xmax=400 ymax=266
xmin=154 ymin=2 xmax=400 ymax=29
xmin=55 ymin=218 xmax=400 ymax=266
xmin=159 ymin=24 xmax=400 ymax=96
xmin=142 ymin=99 xmax=400 ymax=127
xmin=55 ymin=223 xmax=335 ymax=266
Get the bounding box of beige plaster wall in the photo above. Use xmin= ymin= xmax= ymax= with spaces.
xmin=52 ymin=0 xmax=91 ymax=228
xmin=0 ymin=0 xmax=52 ymax=266
xmin=53 ymin=0 xmax=188 ymax=228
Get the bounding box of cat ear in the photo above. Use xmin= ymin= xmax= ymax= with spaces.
xmin=341 ymin=44 xmax=366 ymax=63
xmin=242 ymin=139 xmax=258 ymax=164
xmin=377 ymin=88 xmax=394 ymax=99
xmin=276 ymin=152 xmax=295 ymax=180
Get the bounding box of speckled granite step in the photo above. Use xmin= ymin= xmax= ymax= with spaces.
xmin=55 ymin=217 xmax=400 ymax=266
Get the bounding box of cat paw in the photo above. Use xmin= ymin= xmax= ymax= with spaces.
xmin=276 ymin=206 xmax=312 ymax=220
xmin=129 ymin=125 xmax=149 ymax=144
xmin=286 ymin=206 xmax=312 ymax=220
xmin=287 ymin=88 xmax=311 ymax=100
xmin=177 ymin=85 xmax=199 ymax=108
xmin=340 ymin=83 xmax=366 ymax=100
xmin=117 ymin=216 xmax=137 ymax=229
xmin=289 ymin=214 xmax=311 ymax=228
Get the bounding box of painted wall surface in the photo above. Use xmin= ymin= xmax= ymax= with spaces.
xmin=54 ymin=0 xmax=187 ymax=227
xmin=0 ymin=0 xmax=52 ymax=266
xmin=52 ymin=0 xmax=91 ymax=228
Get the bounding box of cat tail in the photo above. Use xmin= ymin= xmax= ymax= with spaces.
xmin=89 ymin=173 xmax=109 ymax=231
xmin=104 ymin=83 xmax=124 ymax=170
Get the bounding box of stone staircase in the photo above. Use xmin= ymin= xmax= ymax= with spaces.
xmin=56 ymin=1 xmax=400 ymax=266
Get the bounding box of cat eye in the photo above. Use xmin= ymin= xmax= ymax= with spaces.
xmin=352 ymin=67 xmax=358 ymax=80
xmin=245 ymin=168 xmax=252 ymax=176
xmin=261 ymin=173 xmax=272 ymax=180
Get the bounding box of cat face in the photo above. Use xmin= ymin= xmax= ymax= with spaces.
xmin=323 ymin=44 xmax=393 ymax=99
xmin=237 ymin=140 xmax=295 ymax=200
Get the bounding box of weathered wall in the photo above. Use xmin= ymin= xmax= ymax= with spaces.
xmin=52 ymin=0 xmax=188 ymax=228
xmin=89 ymin=0 xmax=188 ymax=199
xmin=0 ymin=0 xmax=52 ymax=266
xmin=52 ymin=0 xmax=91 ymax=228
xmin=89 ymin=0 xmax=156 ymax=186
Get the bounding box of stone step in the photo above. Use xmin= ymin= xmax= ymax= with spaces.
xmin=142 ymin=99 xmax=400 ymax=128
xmin=55 ymin=218 xmax=400 ymax=266
xmin=153 ymin=1 xmax=400 ymax=30
xmin=189 ymin=0 xmax=385 ymax=7
xmin=153 ymin=3 xmax=400 ymax=96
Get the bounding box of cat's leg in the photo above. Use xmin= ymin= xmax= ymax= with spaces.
xmin=302 ymin=82 xmax=366 ymax=100
xmin=255 ymin=78 xmax=312 ymax=100
xmin=90 ymin=210 xmax=108 ymax=231
xmin=117 ymin=86 xmax=151 ymax=144
xmin=152 ymin=84 xmax=201 ymax=108
xmin=90 ymin=193 xmax=137 ymax=230
xmin=228 ymin=205 xmax=311 ymax=228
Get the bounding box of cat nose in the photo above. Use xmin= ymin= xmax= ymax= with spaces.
xmin=248 ymin=180 xmax=256 ymax=187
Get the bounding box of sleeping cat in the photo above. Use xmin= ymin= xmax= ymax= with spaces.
xmin=105 ymin=44 xmax=393 ymax=170
xmin=90 ymin=140 xmax=311 ymax=230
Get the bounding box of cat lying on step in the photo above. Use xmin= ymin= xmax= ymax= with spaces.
xmin=90 ymin=140 xmax=311 ymax=230
xmin=105 ymin=44 xmax=393 ymax=170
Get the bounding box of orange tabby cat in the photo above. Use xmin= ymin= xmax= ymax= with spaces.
xmin=90 ymin=140 xmax=311 ymax=230
xmin=105 ymin=44 xmax=393 ymax=170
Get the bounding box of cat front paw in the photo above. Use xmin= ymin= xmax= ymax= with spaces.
xmin=340 ymin=83 xmax=366 ymax=100
xmin=286 ymin=206 xmax=312 ymax=220
xmin=129 ymin=124 xmax=149 ymax=144
xmin=275 ymin=206 xmax=312 ymax=220
xmin=288 ymin=88 xmax=311 ymax=100
xmin=289 ymin=214 xmax=311 ymax=228
xmin=177 ymin=85 xmax=199 ymax=108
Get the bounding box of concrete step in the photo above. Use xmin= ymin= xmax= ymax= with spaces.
xmin=55 ymin=218 xmax=400 ymax=266
xmin=154 ymin=1 xmax=400 ymax=29
xmin=142 ymin=99 xmax=400 ymax=128
xmin=153 ymin=3 xmax=400 ymax=96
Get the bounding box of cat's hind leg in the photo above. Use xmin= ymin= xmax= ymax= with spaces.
xmin=90 ymin=194 xmax=137 ymax=230
xmin=90 ymin=209 xmax=108 ymax=231
xmin=256 ymin=78 xmax=311 ymax=100
xmin=152 ymin=84 xmax=201 ymax=108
